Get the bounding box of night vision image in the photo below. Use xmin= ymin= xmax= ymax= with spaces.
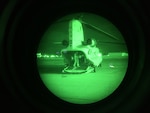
xmin=37 ymin=13 xmax=128 ymax=104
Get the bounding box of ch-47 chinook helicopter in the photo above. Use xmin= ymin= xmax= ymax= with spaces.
xmin=54 ymin=19 xmax=103 ymax=73
xmin=53 ymin=16 xmax=124 ymax=74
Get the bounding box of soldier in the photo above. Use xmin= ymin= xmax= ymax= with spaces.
xmin=73 ymin=52 xmax=80 ymax=68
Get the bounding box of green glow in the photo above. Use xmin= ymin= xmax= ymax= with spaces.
xmin=37 ymin=13 xmax=128 ymax=104
xmin=69 ymin=19 xmax=84 ymax=48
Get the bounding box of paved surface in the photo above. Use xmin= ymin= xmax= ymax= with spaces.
xmin=37 ymin=55 xmax=128 ymax=104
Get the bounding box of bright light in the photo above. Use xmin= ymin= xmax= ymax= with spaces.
xmin=50 ymin=55 xmax=55 ymax=58
xmin=122 ymin=52 xmax=128 ymax=56
xmin=37 ymin=53 xmax=42 ymax=58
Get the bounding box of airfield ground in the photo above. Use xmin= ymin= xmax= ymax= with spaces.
xmin=37 ymin=53 xmax=128 ymax=104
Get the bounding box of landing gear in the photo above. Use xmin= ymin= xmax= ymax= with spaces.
xmin=93 ymin=67 xmax=96 ymax=72
xmin=93 ymin=63 xmax=102 ymax=73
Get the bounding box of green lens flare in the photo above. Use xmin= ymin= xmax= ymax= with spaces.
xmin=37 ymin=12 xmax=128 ymax=104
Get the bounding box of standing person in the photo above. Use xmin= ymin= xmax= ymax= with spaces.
xmin=73 ymin=52 xmax=80 ymax=68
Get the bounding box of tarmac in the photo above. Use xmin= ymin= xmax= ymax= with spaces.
xmin=37 ymin=53 xmax=128 ymax=104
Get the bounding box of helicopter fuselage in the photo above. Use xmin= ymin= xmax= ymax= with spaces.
xmin=61 ymin=19 xmax=102 ymax=73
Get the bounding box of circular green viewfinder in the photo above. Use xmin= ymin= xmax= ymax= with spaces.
xmin=37 ymin=12 xmax=128 ymax=104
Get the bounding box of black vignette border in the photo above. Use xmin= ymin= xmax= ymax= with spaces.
xmin=0 ymin=0 xmax=150 ymax=113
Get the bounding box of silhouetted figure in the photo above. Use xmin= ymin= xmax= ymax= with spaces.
xmin=73 ymin=52 xmax=80 ymax=68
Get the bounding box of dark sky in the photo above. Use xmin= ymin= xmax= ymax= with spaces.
xmin=37 ymin=13 xmax=128 ymax=54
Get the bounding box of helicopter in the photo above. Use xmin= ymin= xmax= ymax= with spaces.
xmin=51 ymin=14 xmax=127 ymax=74
xmin=54 ymin=19 xmax=103 ymax=73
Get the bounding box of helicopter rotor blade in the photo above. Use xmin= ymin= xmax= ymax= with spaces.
xmin=54 ymin=18 xmax=121 ymax=41
xmin=80 ymin=20 xmax=120 ymax=41
xmin=53 ymin=42 xmax=62 ymax=44
xmin=98 ymin=41 xmax=126 ymax=45
xmin=52 ymin=40 xmax=69 ymax=46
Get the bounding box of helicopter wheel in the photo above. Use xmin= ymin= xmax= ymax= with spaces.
xmin=93 ymin=64 xmax=102 ymax=73
xmin=90 ymin=65 xmax=96 ymax=73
